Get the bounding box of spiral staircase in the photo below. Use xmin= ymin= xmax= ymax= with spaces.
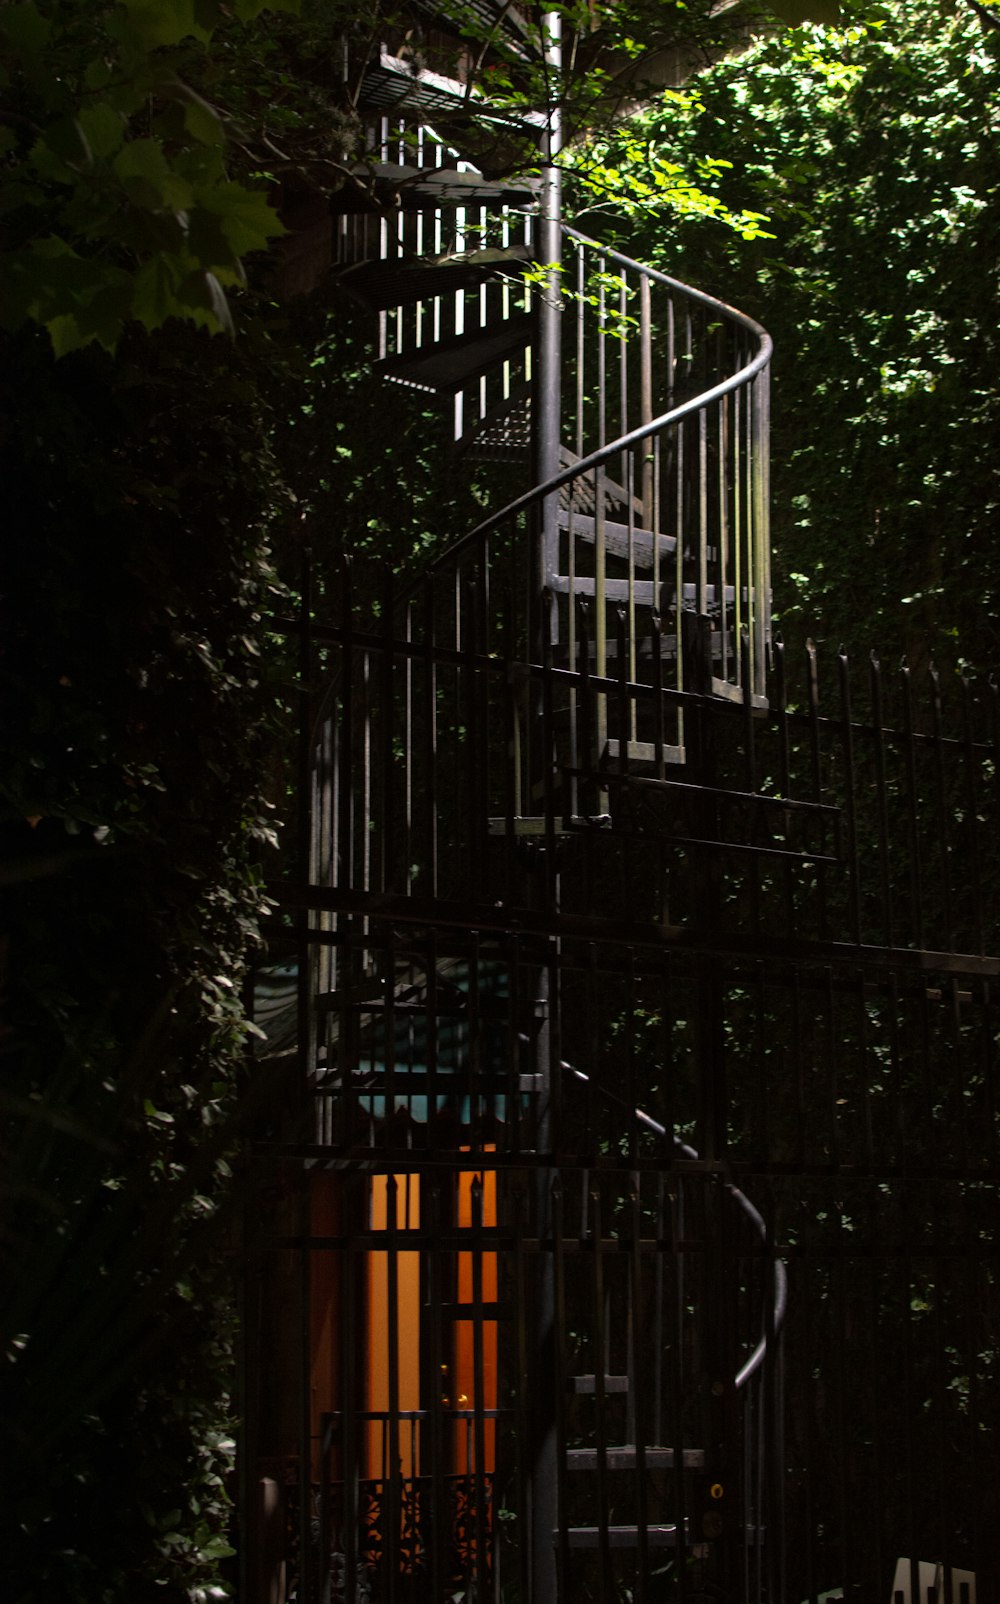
xmin=246 ymin=14 xmax=786 ymax=1604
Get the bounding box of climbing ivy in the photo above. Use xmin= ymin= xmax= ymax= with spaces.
xmin=0 ymin=307 xmax=293 ymax=1599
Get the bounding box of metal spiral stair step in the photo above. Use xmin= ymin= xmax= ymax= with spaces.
xmin=566 ymin=1446 xmax=706 ymax=1471
xmin=416 ymin=0 xmax=538 ymax=58
xmin=556 ymin=507 xmax=676 ymax=566
xmin=458 ymin=383 xmax=533 ymax=461
xmin=330 ymin=160 xmax=542 ymax=215
xmin=558 ymin=446 xmax=644 ymax=516
xmin=602 ymin=739 xmax=686 ymax=768
xmin=360 ymin=24 xmax=540 ymax=119
xmin=561 ymin=1524 xmax=692 ymax=1549
xmin=375 ymin=313 xmax=534 ymax=393
xmin=333 ymin=246 xmax=532 ymax=311
xmin=548 ymin=576 xmax=734 ymax=609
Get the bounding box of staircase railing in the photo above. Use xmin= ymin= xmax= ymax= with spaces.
xmin=558 ymin=1055 xmax=787 ymax=1390
xmin=285 ymin=147 xmax=781 ymax=1603
xmin=418 ymin=224 xmax=772 ymax=708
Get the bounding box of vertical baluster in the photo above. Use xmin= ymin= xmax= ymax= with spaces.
xmin=468 ymin=931 xmax=483 ymax=1160
xmin=672 ymin=1168 xmax=690 ymax=1598
xmin=640 ymin=274 xmax=653 ymax=520
xmin=426 ymin=934 xmax=439 ymax=1159
xmin=426 ymin=1180 xmax=446 ymax=1604
xmin=651 ymin=606 xmax=665 ymax=778
xmin=929 ymin=663 xmax=954 ymax=952
xmin=899 ymin=660 xmax=924 ymax=949
xmin=628 ymin=1170 xmax=650 ymax=1604
xmin=732 ymin=382 xmax=743 ymax=682
xmin=960 ymin=675 xmax=984 ymax=953
xmin=718 ymin=390 xmax=731 ymax=689
xmin=870 ymin=651 xmax=894 ymax=948
xmin=752 ymin=364 xmax=771 ymax=701
xmin=698 ymin=388 xmax=708 ymax=623
xmin=422 ymin=577 xmax=438 ymax=899
xmin=465 ymin=572 xmax=485 ymax=900
xmin=616 ymin=602 xmax=630 ymax=787
xmin=471 ymin=1174 xmax=489 ymax=1596
xmin=595 ymin=264 xmax=609 ymax=758
xmin=541 ymin=587 xmax=557 ymax=909
xmin=551 ymin=1172 xmax=569 ymax=1603
xmin=589 ymin=1179 xmax=613 ymax=1596
xmin=839 ymin=645 xmax=863 ymax=945
xmin=341 ymin=1177 xmax=361 ymax=1604
xmin=380 ymin=564 xmax=395 ymax=896
xmin=805 ymin=639 xmax=827 ymax=941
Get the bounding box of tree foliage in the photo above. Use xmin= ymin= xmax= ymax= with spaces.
xmin=1 ymin=0 xmax=849 ymax=357
xmin=585 ymin=0 xmax=1000 ymax=671
xmin=0 ymin=313 xmax=291 ymax=1599
xmin=0 ymin=0 xmax=303 ymax=355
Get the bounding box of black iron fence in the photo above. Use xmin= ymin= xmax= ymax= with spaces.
xmin=247 ymin=566 xmax=1000 ymax=1603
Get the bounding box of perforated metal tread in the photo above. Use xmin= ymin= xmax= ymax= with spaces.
xmin=333 ymin=247 xmax=531 ymax=311
xmin=566 ymin=1446 xmax=706 ymax=1470
xmin=557 ymin=506 xmax=677 ymax=565
xmin=376 ymin=314 xmax=534 ymax=393
xmin=562 ymin=1525 xmax=686 ymax=1548
xmin=458 ymin=384 xmax=533 ymax=461
xmin=330 ymin=159 xmax=542 ymax=215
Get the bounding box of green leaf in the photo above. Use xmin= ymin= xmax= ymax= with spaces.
xmin=0 ymin=2 xmax=51 ymax=56
xmin=174 ymin=145 xmax=226 ymax=186
xmin=72 ymin=284 xmax=127 ymax=351
xmin=114 ymin=0 xmax=210 ymax=50
xmin=131 ymin=254 xmax=185 ymax=330
xmin=114 ymin=138 xmax=172 ymax=207
xmin=178 ymin=268 xmax=235 ymax=336
xmin=198 ymin=183 xmax=284 ymax=255
xmin=182 ymin=95 xmax=224 ymax=147
xmin=78 ymin=104 xmax=126 ymax=161
xmin=44 ymin=313 xmax=91 ymax=358
xmin=30 ymin=119 xmax=92 ymax=181
xmin=114 ymin=138 xmax=192 ymax=210
xmin=199 ymin=1537 xmax=236 ymax=1559
xmin=84 ymin=57 xmax=114 ymax=92
xmin=26 ymin=236 xmax=106 ymax=300
xmin=186 ymin=205 xmax=239 ymax=272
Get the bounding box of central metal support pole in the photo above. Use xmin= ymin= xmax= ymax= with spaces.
xmin=530 ymin=960 xmax=557 ymax=1603
xmin=535 ymin=10 xmax=563 ymax=640
xmin=530 ymin=16 xmax=563 ymax=1601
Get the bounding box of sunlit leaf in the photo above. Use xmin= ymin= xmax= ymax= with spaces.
xmin=44 ymin=312 xmax=90 ymax=357
xmin=182 ymin=94 xmax=224 ymax=147
xmin=78 ymin=103 xmax=126 ymax=160
xmin=114 ymin=0 xmax=210 ymax=50
xmin=198 ymin=182 xmax=285 ymax=254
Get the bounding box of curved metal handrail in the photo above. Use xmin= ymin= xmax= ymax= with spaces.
xmin=560 ymin=1058 xmax=787 ymax=1393
xmin=409 ymin=222 xmax=772 ymax=585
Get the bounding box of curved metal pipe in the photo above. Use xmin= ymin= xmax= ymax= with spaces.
xmin=559 ymin=1058 xmax=786 ymax=1392
xmin=405 ymin=223 xmax=771 ymax=591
